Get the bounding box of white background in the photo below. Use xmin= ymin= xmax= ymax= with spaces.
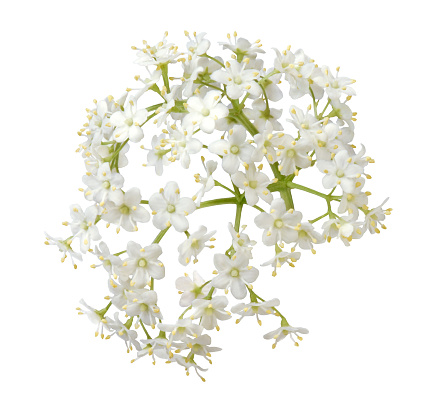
xmin=2 ymin=0 xmax=429 ymax=400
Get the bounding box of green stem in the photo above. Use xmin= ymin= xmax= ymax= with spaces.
xmin=287 ymin=181 xmax=340 ymax=201
xmin=201 ymin=53 xmax=225 ymax=68
xmin=140 ymin=319 xmax=152 ymax=339
xmin=153 ymin=226 xmax=170 ymax=244
xmin=214 ymin=180 xmax=236 ymax=195
xmin=198 ymin=197 xmax=237 ymax=209
xmin=234 ymin=203 xmax=244 ymax=232
xmin=160 ymin=64 xmax=170 ymax=93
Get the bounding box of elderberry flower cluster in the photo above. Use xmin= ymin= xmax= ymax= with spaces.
xmin=45 ymin=31 xmax=391 ymax=381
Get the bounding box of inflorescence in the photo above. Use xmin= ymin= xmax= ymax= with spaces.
xmin=45 ymin=31 xmax=391 ymax=381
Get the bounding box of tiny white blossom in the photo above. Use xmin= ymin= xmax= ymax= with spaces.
xmin=227 ymin=223 xmax=256 ymax=259
xmin=117 ymin=241 xmax=164 ymax=288
xmin=82 ymin=162 xmax=124 ymax=206
xmin=211 ymin=59 xmax=262 ymax=99
xmin=124 ymin=288 xmax=162 ymax=327
xmin=264 ymin=324 xmax=309 ymax=348
xmin=149 ymin=181 xmax=196 ymax=232
xmin=183 ymin=90 xmax=229 ymax=134
xmin=167 ymin=123 xmax=202 ymax=168
xmin=312 ymin=66 xmax=356 ymax=100
xmin=364 ymin=198 xmax=390 ymax=234
xmin=193 ymin=158 xmax=217 ymax=206
xmin=110 ymin=99 xmax=148 ymax=143
xmin=231 ymin=163 xmax=273 ymax=206
xmin=190 ymin=296 xmax=231 ymax=330
xmin=254 ymin=198 xmax=302 ymax=246
xmin=69 ymin=204 xmax=101 ymax=253
xmin=317 ymin=150 xmax=363 ymax=192
xmin=175 ymin=271 xmax=210 ymax=307
xmin=146 ymin=133 xmax=171 ymax=176
xmin=102 ymin=188 xmax=150 ymax=232
xmin=232 ymin=298 xmax=280 ymax=324
xmin=211 ymin=253 xmax=259 ymax=299
xmin=208 ymin=125 xmax=255 ymax=174
xmin=178 ymin=226 xmax=216 ymax=265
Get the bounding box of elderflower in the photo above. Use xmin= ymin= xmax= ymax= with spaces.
xmin=47 ymin=32 xmax=390 ymax=379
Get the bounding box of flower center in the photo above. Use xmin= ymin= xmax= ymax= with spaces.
xmin=336 ymin=170 xmax=345 ymax=178
xmin=80 ymin=222 xmax=89 ymax=230
xmin=140 ymin=303 xmax=148 ymax=312
xmin=95 ymin=120 xmax=102 ymax=128
xmin=274 ymin=219 xmax=284 ymax=228
xmin=191 ymin=238 xmax=199 ymax=248
xmin=167 ymin=204 xmax=176 ymax=213
xmin=234 ymin=76 xmax=242 ymax=85
xmin=230 ymin=145 xmax=240 ymax=154
xmin=249 ymin=180 xmax=258 ymax=189
xmin=201 ymin=108 xmax=210 ymax=117
xmin=102 ymin=181 xmax=111 ymax=189
xmin=138 ymin=258 xmax=147 ymax=268
xmin=237 ymin=239 xmax=245 ymax=246
xmin=230 ymin=268 xmax=240 ymax=277
xmin=120 ymin=205 xmax=130 ymax=214
xmin=286 ymin=149 xmax=296 ymax=158
xmin=124 ymin=118 xmax=133 ymax=127
xmin=298 ymin=230 xmax=308 ymax=238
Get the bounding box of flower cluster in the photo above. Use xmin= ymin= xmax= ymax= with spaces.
xmin=45 ymin=31 xmax=391 ymax=380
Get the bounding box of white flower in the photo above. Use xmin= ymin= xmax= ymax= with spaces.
xmin=251 ymin=121 xmax=280 ymax=163
xmin=211 ymin=253 xmax=259 ymax=299
xmin=175 ymin=272 xmax=211 ymax=307
xmin=193 ymin=158 xmax=217 ymax=206
xmin=338 ymin=177 xmax=369 ymax=219
xmin=293 ymin=222 xmax=325 ymax=252
xmin=86 ymin=99 xmax=113 ymax=145
xmin=211 ymin=59 xmax=262 ymax=99
xmin=178 ymin=226 xmax=216 ymax=265
xmin=135 ymin=336 xmax=170 ymax=364
xmin=158 ymin=318 xmax=203 ymax=345
xmin=175 ymin=356 xmax=208 ymax=381
xmin=123 ymin=288 xmax=162 ymax=328
xmin=264 ymin=324 xmax=309 ymax=348
xmin=208 ymin=125 xmax=255 ymax=174
xmin=244 ymin=98 xmax=283 ymax=132
xmin=322 ymin=217 xmax=363 ymax=246
xmin=185 ymin=31 xmax=211 ymax=56
xmin=259 ymin=72 xmax=283 ymax=102
xmin=317 ymin=150 xmax=364 ymax=192
xmin=227 ymin=223 xmax=256 ymax=259
xmin=286 ymin=106 xmax=321 ymax=138
xmin=232 ymin=298 xmax=280 ymax=324
xmin=146 ymin=133 xmax=171 ymax=176
xmin=166 ymin=123 xmax=202 ymax=168
xmin=108 ymin=277 xmax=133 ymax=310
xmin=69 ymin=204 xmax=101 ymax=253
xmin=254 ymin=198 xmax=302 ymax=246
xmin=110 ymin=99 xmax=148 ymax=143
xmin=231 ymin=163 xmax=273 ymax=206
xmin=82 ymin=162 xmax=124 ymax=206
xmin=190 ymin=296 xmax=231 ymax=330
xmin=102 ymin=188 xmax=150 ymax=232
xmin=183 ymin=91 xmax=229 ymax=134
xmin=77 ymin=299 xmax=113 ymax=338
xmin=134 ymin=32 xmax=180 ymax=67
xmin=220 ymin=35 xmax=265 ymax=59
xmin=108 ymin=312 xmax=141 ymax=352
xmin=117 ymin=241 xmax=164 ymax=288
xmin=44 ymin=232 xmax=82 ymax=268
xmin=273 ymin=48 xmax=317 ymax=99
xmin=181 ymin=334 xmax=221 ymax=361
xmin=92 ymin=241 xmax=122 ymax=275
xmin=276 ymin=135 xmax=312 ymax=176
xmin=261 ymin=250 xmax=301 ymax=275
xmin=312 ymin=66 xmax=356 ymax=100
xmin=364 ymin=198 xmax=390 ymax=234
xmin=149 ymin=181 xmax=196 ymax=232
xmin=134 ymin=68 xmax=162 ymax=100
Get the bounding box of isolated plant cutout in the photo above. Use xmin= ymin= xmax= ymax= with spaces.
xmin=45 ymin=31 xmax=391 ymax=380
